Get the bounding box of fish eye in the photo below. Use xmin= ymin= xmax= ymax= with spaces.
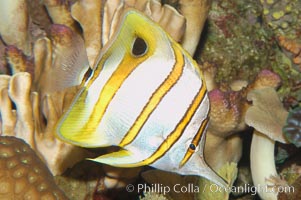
xmin=189 ymin=143 xmax=196 ymax=151
xmin=131 ymin=37 xmax=148 ymax=57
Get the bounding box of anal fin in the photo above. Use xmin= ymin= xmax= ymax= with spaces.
xmin=89 ymin=149 xmax=145 ymax=168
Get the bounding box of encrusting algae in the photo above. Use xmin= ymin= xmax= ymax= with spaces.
xmin=0 ymin=0 xmax=301 ymax=199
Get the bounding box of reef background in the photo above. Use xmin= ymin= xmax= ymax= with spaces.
xmin=0 ymin=0 xmax=301 ymax=200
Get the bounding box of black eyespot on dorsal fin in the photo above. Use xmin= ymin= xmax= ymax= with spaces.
xmin=189 ymin=143 xmax=196 ymax=151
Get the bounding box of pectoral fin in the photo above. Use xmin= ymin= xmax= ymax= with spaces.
xmin=89 ymin=149 xmax=145 ymax=167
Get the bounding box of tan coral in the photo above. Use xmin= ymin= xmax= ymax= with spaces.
xmin=0 ymin=40 xmax=8 ymax=74
xmin=43 ymin=0 xmax=78 ymax=31
xmin=71 ymin=0 xmax=103 ymax=67
xmin=5 ymin=45 xmax=34 ymax=75
xmin=206 ymin=89 xmax=245 ymax=171
xmin=248 ymin=69 xmax=282 ymax=91
xmin=246 ymin=87 xmax=288 ymax=143
xmin=102 ymin=164 xmax=141 ymax=189
xmin=8 ymin=73 xmax=35 ymax=145
xmin=35 ymin=88 xmax=90 ymax=175
xmin=0 ymin=72 xmax=90 ymax=175
xmin=0 ymin=136 xmax=68 ymax=199
xmin=0 ymin=23 xmax=91 ymax=175
xmin=0 ymin=75 xmax=10 ymax=90
xmin=250 ymin=130 xmax=278 ymax=200
xmin=204 ymin=69 xmax=282 ymax=173
xmin=179 ymin=0 xmax=212 ymax=55
xmin=0 ymin=75 xmax=15 ymax=136
xmin=238 ymin=70 xmax=285 ymax=200
xmin=246 ymin=87 xmax=288 ymax=200
xmin=0 ymin=0 xmax=204 ymax=74
xmin=102 ymin=0 xmax=186 ymax=48
xmin=191 ymin=69 xmax=283 ymax=200
xmin=0 ymin=0 xmax=31 ymax=55
xmin=200 ymin=63 xmax=244 ymax=170
xmin=208 ymin=89 xmax=246 ymax=137
xmin=146 ymin=0 xmax=186 ymax=42
xmin=0 ymin=23 xmax=90 ymax=176
xmin=27 ymin=0 xmax=52 ymax=31
xmin=33 ymin=24 xmax=89 ymax=98
xmin=200 ymin=62 xmax=218 ymax=91
xmin=68 ymin=0 xmax=197 ymax=68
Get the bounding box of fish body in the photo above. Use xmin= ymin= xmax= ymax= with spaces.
xmin=56 ymin=9 xmax=226 ymax=187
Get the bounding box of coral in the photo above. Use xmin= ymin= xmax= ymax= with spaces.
xmin=0 ymin=72 xmax=89 ymax=175
xmin=205 ymin=89 xmax=245 ymax=171
xmin=0 ymin=136 xmax=68 ymax=199
xmin=142 ymin=170 xmax=196 ymax=200
xmin=54 ymin=161 xmax=103 ymax=200
xmin=278 ymin=175 xmax=301 ymax=199
xmin=0 ymin=40 xmax=8 ymax=74
xmin=204 ymin=69 xmax=281 ymax=171
xmin=75 ymin=0 xmax=213 ymax=60
xmin=203 ymin=69 xmax=283 ymax=200
xmin=71 ymin=0 xmax=199 ymax=66
xmin=276 ymin=164 xmax=301 ymax=199
xmin=243 ymin=72 xmax=285 ymax=200
xmin=197 ymin=0 xmax=277 ymax=85
xmin=231 ymin=166 xmax=253 ymax=197
xmin=178 ymin=0 xmax=212 ymax=55
xmin=198 ymin=162 xmax=238 ymax=200
xmin=0 ymin=1 xmax=92 ymax=176
xmin=283 ymin=107 xmax=301 ymax=147
xmin=54 ymin=160 xmax=141 ymax=200
xmin=32 ymin=24 xmax=89 ymax=97
xmin=280 ymin=164 xmax=301 ymax=185
xmin=43 ymin=0 xmax=78 ymax=31
xmin=71 ymin=0 xmax=103 ymax=67
xmin=208 ymin=89 xmax=245 ymax=136
xmin=5 ymin=45 xmax=34 ymax=75
xmin=259 ymin=0 xmax=301 ymax=102
xmin=27 ymin=0 xmax=52 ymax=31
xmin=140 ymin=192 xmax=170 ymax=200
xmin=260 ymin=0 xmax=301 ymax=38
xmin=101 ymin=164 xmax=141 ymax=189
xmin=250 ymin=129 xmax=279 ymax=200
xmin=101 ymin=0 xmax=186 ymax=52
xmin=245 ymin=87 xmax=288 ymax=143
xmin=0 ymin=0 xmax=31 ymax=55
xmin=278 ymin=35 xmax=301 ymax=72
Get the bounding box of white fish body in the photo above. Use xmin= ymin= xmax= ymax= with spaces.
xmin=56 ymin=9 xmax=226 ymax=187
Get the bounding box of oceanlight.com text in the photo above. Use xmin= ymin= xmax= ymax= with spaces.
xmin=207 ymin=183 xmax=294 ymax=196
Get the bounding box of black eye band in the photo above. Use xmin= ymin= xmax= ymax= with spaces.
xmin=131 ymin=37 xmax=148 ymax=57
